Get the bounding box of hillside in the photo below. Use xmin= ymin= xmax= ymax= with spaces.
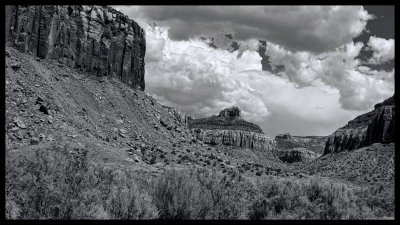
xmin=5 ymin=45 xmax=286 ymax=179
xmin=324 ymin=95 xmax=395 ymax=154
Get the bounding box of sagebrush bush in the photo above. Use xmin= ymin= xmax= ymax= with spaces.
xmin=149 ymin=167 xmax=251 ymax=219
xmin=5 ymin=141 xmax=159 ymax=219
xmin=248 ymin=176 xmax=392 ymax=219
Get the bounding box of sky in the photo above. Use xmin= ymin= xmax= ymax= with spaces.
xmin=112 ymin=5 xmax=395 ymax=137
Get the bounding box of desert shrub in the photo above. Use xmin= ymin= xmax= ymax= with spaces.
xmin=103 ymin=169 xmax=159 ymax=219
xmin=248 ymin=176 xmax=392 ymax=220
xmin=148 ymin=167 xmax=252 ymax=219
xmin=5 ymin=141 xmax=159 ymax=219
xmin=149 ymin=168 xmax=212 ymax=219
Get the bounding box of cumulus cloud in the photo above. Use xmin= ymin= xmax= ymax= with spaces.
xmin=143 ymin=25 xmax=269 ymax=123
xmin=245 ymin=72 xmax=364 ymax=136
xmin=264 ymin=40 xmax=394 ymax=110
xmin=116 ymin=5 xmax=373 ymax=53
xmin=367 ymin=36 xmax=395 ymax=64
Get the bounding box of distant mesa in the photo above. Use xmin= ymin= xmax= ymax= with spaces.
xmin=189 ymin=107 xmax=275 ymax=150
xmin=189 ymin=106 xmax=263 ymax=133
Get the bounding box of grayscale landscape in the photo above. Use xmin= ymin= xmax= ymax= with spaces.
xmin=5 ymin=5 xmax=395 ymax=219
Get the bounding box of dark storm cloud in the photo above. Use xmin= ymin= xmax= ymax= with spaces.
xmin=133 ymin=6 xmax=373 ymax=53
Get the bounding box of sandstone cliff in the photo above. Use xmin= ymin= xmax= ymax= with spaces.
xmin=275 ymin=133 xmax=327 ymax=155
xmin=6 ymin=5 xmax=146 ymax=90
xmin=324 ymin=95 xmax=395 ymax=155
xmin=189 ymin=107 xmax=275 ymax=150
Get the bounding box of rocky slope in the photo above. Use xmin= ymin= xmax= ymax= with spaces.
xmin=6 ymin=45 xmax=287 ymax=179
xmin=5 ymin=5 xmax=146 ymax=90
xmin=189 ymin=107 xmax=275 ymax=150
xmin=275 ymin=133 xmax=327 ymax=155
xmin=324 ymin=95 xmax=395 ymax=154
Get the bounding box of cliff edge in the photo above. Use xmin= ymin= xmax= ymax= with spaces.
xmin=6 ymin=5 xmax=146 ymax=90
xmin=324 ymin=95 xmax=395 ymax=154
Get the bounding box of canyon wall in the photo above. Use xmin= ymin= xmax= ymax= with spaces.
xmin=192 ymin=128 xmax=275 ymax=150
xmin=5 ymin=5 xmax=146 ymax=90
xmin=324 ymin=95 xmax=395 ymax=155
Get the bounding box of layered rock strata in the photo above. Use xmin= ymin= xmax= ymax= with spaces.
xmin=324 ymin=95 xmax=395 ymax=154
xmin=6 ymin=5 xmax=146 ymax=90
xmin=189 ymin=107 xmax=275 ymax=150
xmin=275 ymin=133 xmax=327 ymax=155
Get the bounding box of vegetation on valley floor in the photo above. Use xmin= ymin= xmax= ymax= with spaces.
xmin=6 ymin=140 xmax=394 ymax=219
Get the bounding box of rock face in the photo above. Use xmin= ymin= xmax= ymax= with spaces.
xmin=5 ymin=5 xmax=146 ymax=90
xmin=189 ymin=107 xmax=275 ymax=150
xmin=276 ymin=148 xmax=321 ymax=163
xmin=324 ymin=95 xmax=395 ymax=155
xmin=275 ymin=133 xmax=327 ymax=155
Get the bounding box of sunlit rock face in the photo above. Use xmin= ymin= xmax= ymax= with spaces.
xmin=6 ymin=5 xmax=146 ymax=90
xmin=324 ymin=95 xmax=395 ymax=155
xmin=189 ymin=107 xmax=275 ymax=150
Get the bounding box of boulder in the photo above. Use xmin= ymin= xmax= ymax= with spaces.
xmin=30 ymin=137 xmax=39 ymax=145
xmin=13 ymin=117 xmax=26 ymax=129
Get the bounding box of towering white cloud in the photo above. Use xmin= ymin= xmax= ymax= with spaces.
xmin=144 ymin=25 xmax=269 ymax=122
xmin=265 ymin=40 xmax=394 ymax=110
xmin=367 ymin=36 xmax=395 ymax=64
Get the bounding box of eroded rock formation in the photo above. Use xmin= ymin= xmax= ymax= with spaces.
xmin=189 ymin=107 xmax=275 ymax=150
xmin=6 ymin=5 xmax=146 ymax=90
xmin=324 ymin=95 xmax=395 ymax=155
xmin=275 ymin=133 xmax=327 ymax=155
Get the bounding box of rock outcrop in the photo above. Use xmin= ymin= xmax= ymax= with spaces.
xmin=189 ymin=107 xmax=275 ymax=150
xmin=324 ymin=95 xmax=395 ymax=155
xmin=5 ymin=5 xmax=146 ymax=90
xmin=276 ymin=147 xmax=321 ymax=163
xmin=189 ymin=106 xmax=263 ymax=133
xmin=275 ymin=133 xmax=327 ymax=155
